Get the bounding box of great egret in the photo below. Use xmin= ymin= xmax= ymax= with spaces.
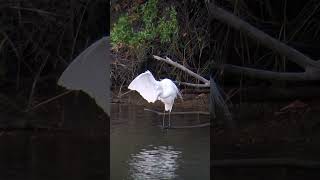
xmin=128 ymin=70 xmax=182 ymax=128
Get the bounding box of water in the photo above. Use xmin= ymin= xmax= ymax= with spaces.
xmin=111 ymin=103 xmax=210 ymax=180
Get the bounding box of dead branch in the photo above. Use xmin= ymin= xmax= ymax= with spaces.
xmin=208 ymin=4 xmax=320 ymax=70
xmin=208 ymin=4 xmax=320 ymax=81
xmin=153 ymin=55 xmax=210 ymax=85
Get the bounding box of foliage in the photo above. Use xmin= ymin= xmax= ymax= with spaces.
xmin=110 ymin=0 xmax=178 ymax=54
xmin=110 ymin=0 xmax=211 ymax=87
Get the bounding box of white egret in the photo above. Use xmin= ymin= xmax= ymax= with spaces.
xmin=128 ymin=70 xmax=182 ymax=128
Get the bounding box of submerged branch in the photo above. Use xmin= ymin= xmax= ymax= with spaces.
xmin=144 ymin=108 xmax=209 ymax=115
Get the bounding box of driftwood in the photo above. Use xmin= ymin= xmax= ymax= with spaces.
xmin=213 ymin=158 xmax=320 ymax=168
xmin=209 ymin=4 xmax=320 ymax=81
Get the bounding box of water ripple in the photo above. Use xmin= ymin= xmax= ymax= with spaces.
xmin=128 ymin=146 xmax=181 ymax=180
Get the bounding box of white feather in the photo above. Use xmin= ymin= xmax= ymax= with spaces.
xmin=128 ymin=70 xmax=159 ymax=103
xmin=128 ymin=70 xmax=182 ymax=112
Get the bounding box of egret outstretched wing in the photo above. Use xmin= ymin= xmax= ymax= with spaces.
xmin=128 ymin=71 xmax=159 ymax=103
xmin=58 ymin=36 xmax=110 ymax=115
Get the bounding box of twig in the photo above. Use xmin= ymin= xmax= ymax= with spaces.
xmin=144 ymin=108 xmax=209 ymax=115
xmin=25 ymin=90 xmax=73 ymax=112
xmin=117 ymin=90 xmax=133 ymax=98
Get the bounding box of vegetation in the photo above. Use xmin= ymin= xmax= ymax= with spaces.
xmin=110 ymin=0 xmax=212 ymax=87
xmin=111 ymin=0 xmax=178 ymax=57
xmin=0 ymin=1 xmax=107 ymax=111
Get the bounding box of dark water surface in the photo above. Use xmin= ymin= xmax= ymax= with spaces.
xmin=0 ymin=92 xmax=108 ymax=180
xmin=111 ymin=104 xmax=210 ymax=180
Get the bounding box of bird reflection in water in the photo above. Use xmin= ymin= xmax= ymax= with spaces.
xmin=128 ymin=146 xmax=181 ymax=180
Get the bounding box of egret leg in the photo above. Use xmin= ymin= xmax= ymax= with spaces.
xmin=162 ymin=110 xmax=165 ymax=128
xmin=168 ymin=112 xmax=171 ymax=128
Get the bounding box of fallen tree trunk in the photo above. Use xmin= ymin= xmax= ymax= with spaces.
xmin=208 ymin=4 xmax=320 ymax=81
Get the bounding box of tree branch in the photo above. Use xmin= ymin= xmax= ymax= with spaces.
xmin=153 ymin=55 xmax=210 ymax=84
xmin=208 ymin=4 xmax=320 ymax=70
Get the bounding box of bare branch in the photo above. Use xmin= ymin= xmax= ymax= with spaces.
xmin=208 ymin=4 xmax=320 ymax=69
xmin=153 ymin=55 xmax=210 ymax=84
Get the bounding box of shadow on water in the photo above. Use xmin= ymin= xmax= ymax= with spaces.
xmin=111 ymin=103 xmax=210 ymax=180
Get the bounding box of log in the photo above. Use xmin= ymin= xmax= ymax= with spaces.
xmin=209 ymin=4 xmax=320 ymax=81
xmin=208 ymin=4 xmax=320 ymax=69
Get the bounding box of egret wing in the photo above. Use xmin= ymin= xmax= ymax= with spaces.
xmin=128 ymin=71 xmax=159 ymax=103
xmin=58 ymin=36 xmax=110 ymax=115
